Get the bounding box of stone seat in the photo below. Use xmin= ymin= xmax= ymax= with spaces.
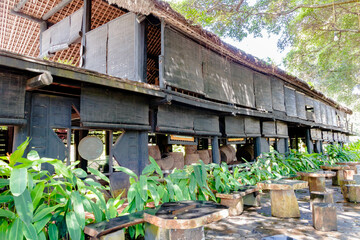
xmin=216 ymin=185 xmax=261 ymax=216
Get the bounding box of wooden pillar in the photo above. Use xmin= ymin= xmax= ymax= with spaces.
xmin=305 ymin=129 xmax=312 ymax=153
xmin=211 ymin=136 xmax=220 ymax=164
xmin=75 ymin=130 xmax=88 ymax=171
xmin=81 ymin=0 xmax=92 ymax=66
xmin=254 ymin=137 xmax=261 ymax=158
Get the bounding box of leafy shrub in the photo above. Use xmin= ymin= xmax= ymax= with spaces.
xmin=0 ymin=139 xmax=124 ymax=240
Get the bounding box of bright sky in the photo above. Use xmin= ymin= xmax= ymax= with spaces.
xmin=222 ymin=31 xmax=290 ymax=69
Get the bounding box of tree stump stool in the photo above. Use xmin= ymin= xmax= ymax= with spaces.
xmin=343 ymin=184 xmax=360 ymax=202
xmin=310 ymin=191 xmax=334 ymax=211
xmin=312 ymin=203 xmax=337 ymax=231
xmin=297 ymin=171 xmax=336 ymax=192
xmin=320 ymin=165 xmax=351 ymax=186
xmin=257 ymin=180 xmax=308 ymax=218
xmin=340 ymin=180 xmax=356 ymax=197
xmin=336 ymin=162 xmax=360 ymax=174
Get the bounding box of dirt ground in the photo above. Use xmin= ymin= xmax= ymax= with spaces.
xmin=205 ymin=180 xmax=360 ymax=240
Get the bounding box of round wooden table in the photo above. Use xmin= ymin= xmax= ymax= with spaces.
xmin=257 ymin=180 xmax=308 ymax=218
xmin=320 ymin=165 xmax=351 ymax=186
xmin=297 ymin=171 xmax=336 ymax=192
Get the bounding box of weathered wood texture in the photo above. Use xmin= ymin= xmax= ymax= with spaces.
xmin=203 ymin=48 xmax=235 ymax=103
xmin=276 ymin=121 xmax=288 ymax=138
xmin=84 ymin=24 xmax=107 ymax=74
xmin=108 ymin=13 xmax=145 ymax=82
xmin=112 ymin=131 xmax=148 ymax=175
xmin=262 ymin=121 xmax=276 ymax=137
xmin=296 ymin=91 xmax=306 ymax=120
xmin=156 ymin=105 xmax=220 ymax=135
xmin=284 ymin=87 xmax=297 ymax=117
xmin=81 ymin=86 xmax=149 ymax=126
xmin=244 ymin=117 xmax=261 ymax=137
xmin=254 ymin=73 xmax=272 ymax=111
xmin=164 ymin=27 xmax=204 ymax=94
xmin=271 ymin=77 xmax=285 ymax=112
xmin=40 ymin=8 xmax=83 ymax=56
xmin=224 ymin=116 xmax=245 ymax=137
xmin=29 ymin=94 xmax=76 ymax=172
xmin=84 ymin=13 xmax=145 ymax=81
xmin=313 ymin=99 xmax=321 ymax=123
xmin=0 ymin=72 xmax=25 ymax=119
xmin=231 ymin=63 xmax=255 ymax=108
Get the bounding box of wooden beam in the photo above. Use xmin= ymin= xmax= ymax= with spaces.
xmin=13 ymin=0 xmax=29 ymax=12
xmin=26 ymin=72 xmax=53 ymax=90
xmin=42 ymin=0 xmax=73 ymax=20
xmin=10 ymin=10 xmax=43 ymax=24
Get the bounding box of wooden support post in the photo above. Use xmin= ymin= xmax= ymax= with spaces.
xmin=211 ymin=136 xmax=220 ymax=164
xmin=254 ymin=137 xmax=261 ymax=159
xmin=81 ymin=0 xmax=92 ymax=67
xmin=305 ymin=128 xmax=312 ymax=153
xmin=26 ymin=72 xmax=53 ymax=90
xmin=108 ymin=130 xmax=113 ymax=174
xmin=270 ymin=189 xmax=300 ymax=218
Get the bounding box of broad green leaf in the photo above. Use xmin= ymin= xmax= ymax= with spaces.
xmin=135 ymin=190 xmax=145 ymax=211
xmin=72 ymin=168 xmax=87 ymax=178
xmin=84 ymin=186 xmax=106 ymax=211
xmin=106 ymin=198 xmax=117 ymax=219
xmin=38 ymin=231 xmax=46 ymax=240
xmin=83 ymin=178 xmax=102 ymax=188
xmin=27 ymin=172 xmax=34 ymax=190
xmin=0 ymin=221 xmax=8 ymax=240
xmin=9 ymin=217 xmax=24 ymax=240
xmin=87 ymin=167 xmax=110 ymax=183
xmin=113 ymin=166 xmax=138 ymax=180
xmin=14 ymin=189 xmax=33 ymax=223
xmin=0 ymin=208 xmax=15 ymax=219
xmin=0 ymin=178 xmax=9 ymax=188
xmin=149 ymin=156 xmax=163 ymax=178
xmin=52 ymin=161 xmax=72 ymax=178
xmin=0 ymin=194 xmax=13 ymax=203
xmin=27 ymin=150 xmax=40 ymax=161
xmin=173 ymin=184 xmax=184 ymax=201
xmin=148 ymin=182 xmax=160 ymax=206
xmin=10 ymin=138 xmax=30 ymax=167
xmin=71 ymin=192 xmax=85 ymax=229
xmin=23 ymin=222 xmax=38 ymax=240
xmin=127 ymin=183 xmax=136 ymax=203
xmin=33 ymin=205 xmax=61 ymax=223
xmin=193 ymin=165 xmax=203 ymax=187
xmin=48 ymin=224 xmax=58 ymax=240
xmin=34 ymin=214 xmax=51 ymax=233
xmin=80 ymin=196 xmax=93 ymax=213
xmin=90 ymin=200 xmax=104 ymax=222
xmin=141 ymin=163 xmax=155 ymax=176
xmin=66 ymin=212 xmax=81 ymax=240
xmin=139 ymin=175 xmax=148 ymax=202
xmin=31 ymin=182 xmax=45 ymax=209
xmin=10 ymin=167 xmax=28 ymax=196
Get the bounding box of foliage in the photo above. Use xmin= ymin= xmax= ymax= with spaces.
xmin=325 ymin=142 xmax=360 ymax=162
xmin=168 ymin=0 xmax=360 ymax=115
xmin=0 ymin=138 xmax=124 ymax=240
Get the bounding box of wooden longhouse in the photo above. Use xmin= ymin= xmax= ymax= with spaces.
xmin=0 ymin=0 xmax=354 ymax=190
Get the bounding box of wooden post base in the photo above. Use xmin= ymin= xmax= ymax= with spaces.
xmin=332 ymin=170 xmax=340 ymax=186
xmin=270 ymin=189 xmax=300 ymax=218
xmin=220 ymin=197 xmax=244 ymax=216
xmin=312 ymin=203 xmax=337 ymax=231
xmin=310 ymin=191 xmax=333 ymax=211
xmin=144 ymin=223 xmax=204 ymax=240
xmin=308 ymin=176 xmax=325 ymax=192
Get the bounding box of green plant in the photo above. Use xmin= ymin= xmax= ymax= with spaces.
xmin=0 ymin=138 xmax=124 ymax=240
xmin=207 ymin=162 xmax=241 ymax=194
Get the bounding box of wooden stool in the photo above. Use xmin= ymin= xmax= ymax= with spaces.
xmin=343 ymin=184 xmax=360 ymax=202
xmin=340 ymin=180 xmax=356 ymax=198
xmin=310 ymin=191 xmax=333 ymax=211
xmin=353 ymin=174 xmax=360 ymax=184
xmin=257 ymin=180 xmax=308 ymax=218
xmin=312 ymin=203 xmax=337 ymax=231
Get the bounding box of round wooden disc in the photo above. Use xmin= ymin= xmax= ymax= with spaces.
xmin=78 ymin=136 xmax=104 ymax=160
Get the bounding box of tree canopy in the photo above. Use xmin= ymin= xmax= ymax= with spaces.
xmin=169 ymin=0 xmax=360 ymax=113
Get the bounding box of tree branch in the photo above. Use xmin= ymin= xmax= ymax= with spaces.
xmin=257 ymin=0 xmax=359 ymax=16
